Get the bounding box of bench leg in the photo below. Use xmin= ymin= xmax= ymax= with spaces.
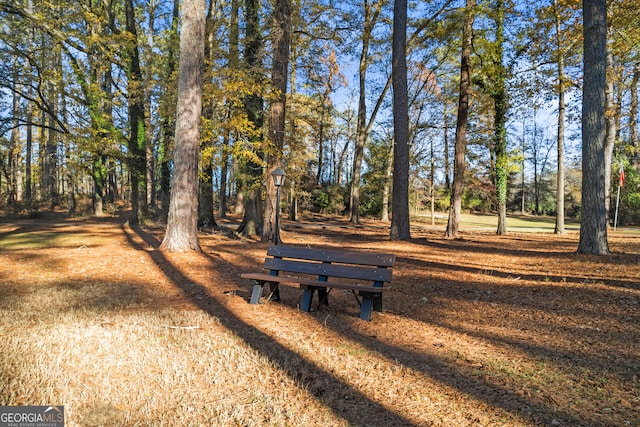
xmin=373 ymin=294 xmax=383 ymax=312
xmin=317 ymin=288 xmax=329 ymax=306
xmin=300 ymin=287 xmax=314 ymax=312
xmin=269 ymin=283 xmax=281 ymax=301
xmin=360 ymin=294 xmax=374 ymax=321
xmin=250 ymin=281 xmax=264 ymax=304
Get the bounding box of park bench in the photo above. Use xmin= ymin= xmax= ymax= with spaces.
xmin=241 ymin=245 xmax=395 ymax=321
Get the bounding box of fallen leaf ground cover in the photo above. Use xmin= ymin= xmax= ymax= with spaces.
xmin=0 ymin=212 xmax=638 ymax=426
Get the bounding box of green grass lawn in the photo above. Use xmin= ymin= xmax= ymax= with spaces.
xmin=413 ymin=211 xmax=640 ymax=234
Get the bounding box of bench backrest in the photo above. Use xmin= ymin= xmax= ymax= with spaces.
xmin=262 ymin=245 xmax=395 ymax=284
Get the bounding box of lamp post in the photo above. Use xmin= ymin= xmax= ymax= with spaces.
xmin=271 ymin=168 xmax=285 ymax=244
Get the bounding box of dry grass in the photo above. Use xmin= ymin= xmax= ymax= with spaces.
xmin=0 ymin=215 xmax=638 ymax=426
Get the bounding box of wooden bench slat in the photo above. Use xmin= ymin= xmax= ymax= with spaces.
xmin=240 ymin=272 xmax=386 ymax=292
xmin=262 ymin=258 xmax=392 ymax=282
xmin=267 ymin=245 xmax=395 ymax=266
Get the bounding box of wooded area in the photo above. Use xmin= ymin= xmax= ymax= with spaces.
xmin=1 ymin=0 xmax=639 ymax=251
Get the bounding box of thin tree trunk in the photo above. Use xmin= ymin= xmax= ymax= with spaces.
xmin=25 ymin=91 xmax=33 ymax=205
xmin=604 ymin=50 xmax=616 ymax=225
xmin=43 ymin=47 xmax=61 ymax=208
xmin=629 ymin=62 xmax=640 ymax=152
xmin=381 ymin=138 xmax=392 ymax=222
xmin=430 ymin=138 xmax=436 ymax=226
xmin=443 ymin=97 xmax=451 ymax=190
xmin=198 ymin=0 xmax=218 ymax=228
xmin=554 ymin=0 xmax=565 ymax=234
xmin=159 ymin=0 xmax=180 ymax=222
xmin=521 ymin=117 xmax=526 ymax=215
xmin=61 ymin=92 xmax=75 ymax=215
xmin=145 ymin=0 xmax=157 ymax=210
xmin=218 ymin=0 xmax=240 ymax=219
xmin=219 ymin=134 xmax=229 ymax=218
xmin=493 ymin=0 xmax=508 ymax=236
xmin=445 ymin=0 xmax=475 ymax=238
xmin=350 ymin=0 xmax=383 ymax=224
xmin=125 ymin=0 xmax=148 ymax=225
xmin=10 ymin=61 xmax=20 ymax=207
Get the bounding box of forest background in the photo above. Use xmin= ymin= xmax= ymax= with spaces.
xmin=0 ymin=0 xmax=639 ymax=243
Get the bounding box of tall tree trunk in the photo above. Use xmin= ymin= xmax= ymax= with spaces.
xmin=531 ymin=114 xmax=540 ymax=214
xmin=287 ymin=37 xmax=300 ymax=222
xmin=493 ymin=0 xmax=508 ymax=235
xmin=429 ymin=138 xmax=436 ymax=225
xmin=160 ymin=0 xmax=205 ymax=252
xmin=629 ymin=62 xmax=640 ymax=153
xmin=237 ymin=0 xmax=264 ymax=237
xmin=350 ymin=0 xmax=383 ymax=224
xmin=25 ymin=92 xmax=33 ymax=205
xmin=445 ymin=0 xmax=475 ymax=238
xmin=43 ymin=47 xmax=61 ymax=208
xmin=381 ymin=139 xmax=393 ymax=222
xmin=198 ymin=0 xmax=218 ymax=228
xmin=9 ymin=61 xmax=20 ymax=208
xmin=125 ymin=0 xmax=148 ymax=225
xmin=390 ymin=0 xmax=410 ymax=240
xmin=604 ymin=50 xmax=616 ymax=225
xmin=158 ymin=0 xmax=180 ymax=222
xmin=443 ymin=97 xmax=451 ymax=190
xmin=145 ymin=0 xmax=157 ymax=210
xmin=218 ymin=0 xmax=240 ymax=219
xmin=61 ymin=89 xmax=75 ymax=215
xmin=219 ymin=132 xmax=230 ymax=218
xmin=39 ymin=100 xmax=46 ymax=202
xmin=554 ymin=0 xmax=566 ymax=234
xmin=316 ymin=105 xmax=326 ymax=184
xmin=93 ymin=156 xmax=106 ymax=216
xmin=578 ymin=0 xmax=609 ymax=254
xmin=263 ymin=0 xmax=291 ymax=242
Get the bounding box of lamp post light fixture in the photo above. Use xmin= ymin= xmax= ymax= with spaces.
xmin=271 ymin=168 xmax=285 ymax=244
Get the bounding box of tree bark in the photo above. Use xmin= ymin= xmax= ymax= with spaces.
xmin=10 ymin=61 xmax=21 ymax=207
xmin=125 ymin=0 xmax=148 ymax=225
xmin=350 ymin=0 xmax=383 ymax=224
xmin=218 ymin=0 xmax=240 ymax=219
xmin=604 ymin=50 xmax=616 ymax=225
xmin=553 ymin=0 xmax=566 ymax=234
xmin=577 ymin=0 xmax=609 ymax=254
xmin=493 ymin=0 xmax=508 ymax=236
xmin=160 ymin=0 xmax=205 ymax=252
xmin=629 ymin=62 xmax=640 ymax=151
xmin=443 ymin=97 xmax=451 ymax=190
xmin=145 ymin=0 xmax=157 ymax=211
xmin=198 ymin=0 xmax=218 ymax=228
xmin=158 ymin=0 xmax=180 ymax=222
xmin=390 ymin=0 xmax=410 ymax=240
xmin=445 ymin=0 xmax=475 ymax=238
xmin=381 ymin=139 xmax=392 ymax=222
xmin=237 ymin=0 xmax=265 ymax=237
xmin=263 ymin=0 xmax=291 ymax=243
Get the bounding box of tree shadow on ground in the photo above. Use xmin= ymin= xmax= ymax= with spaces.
xmin=126 ymin=224 xmax=603 ymax=426
xmin=125 ymin=224 xmax=417 ymax=426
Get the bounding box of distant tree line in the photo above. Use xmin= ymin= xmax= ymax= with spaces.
xmin=0 ymin=0 xmax=638 ymax=251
